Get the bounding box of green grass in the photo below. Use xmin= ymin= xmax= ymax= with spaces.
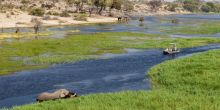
xmin=164 ymin=22 xmax=220 ymax=35
xmin=0 ymin=32 xmax=53 ymax=40
xmin=11 ymin=47 xmax=220 ymax=110
xmin=1 ymin=32 xmax=220 ymax=75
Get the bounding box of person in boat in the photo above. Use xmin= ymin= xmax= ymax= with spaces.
xmin=172 ymin=44 xmax=177 ymax=51
xmin=165 ymin=44 xmax=177 ymax=52
xmin=165 ymin=47 xmax=171 ymax=52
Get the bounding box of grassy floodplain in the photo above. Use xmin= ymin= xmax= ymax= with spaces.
xmin=11 ymin=46 xmax=220 ymax=110
xmin=1 ymin=32 xmax=220 ymax=75
xmin=0 ymin=32 xmax=53 ymax=40
xmin=164 ymin=22 xmax=220 ymax=35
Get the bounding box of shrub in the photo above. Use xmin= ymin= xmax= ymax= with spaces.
xmin=201 ymin=5 xmax=211 ymax=13
xmin=110 ymin=0 xmax=122 ymax=10
xmin=46 ymin=11 xmax=60 ymax=16
xmin=123 ymin=2 xmax=134 ymax=11
xmin=74 ymin=14 xmax=87 ymax=21
xmin=21 ymin=0 xmax=29 ymax=4
xmin=182 ymin=0 xmax=200 ymax=12
xmin=60 ymin=11 xmax=70 ymax=17
xmin=167 ymin=3 xmax=178 ymax=12
xmin=147 ymin=0 xmax=162 ymax=11
xmin=206 ymin=2 xmax=215 ymax=9
xmin=183 ymin=4 xmax=198 ymax=12
xmin=29 ymin=8 xmax=45 ymax=16
xmin=206 ymin=2 xmax=218 ymax=12
xmin=214 ymin=4 xmax=220 ymax=13
xmin=4 ymin=3 xmax=15 ymax=9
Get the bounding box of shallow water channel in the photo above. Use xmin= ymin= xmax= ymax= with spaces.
xmin=1 ymin=14 xmax=220 ymax=108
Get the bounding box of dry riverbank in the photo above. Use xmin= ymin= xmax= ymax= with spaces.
xmin=0 ymin=12 xmax=118 ymax=29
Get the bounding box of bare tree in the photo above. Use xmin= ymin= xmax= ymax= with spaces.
xmin=31 ymin=18 xmax=42 ymax=39
xmin=148 ymin=0 xmax=162 ymax=12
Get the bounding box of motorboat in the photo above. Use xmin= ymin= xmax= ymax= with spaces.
xmin=163 ymin=43 xmax=180 ymax=55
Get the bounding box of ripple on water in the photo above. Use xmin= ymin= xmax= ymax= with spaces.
xmin=170 ymin=34 xmax=208 ymax=38
xmin=99 ymin=48 xmax=144 ymax=59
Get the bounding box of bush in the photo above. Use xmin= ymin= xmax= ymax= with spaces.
xmin=29 ymin=8 xmax=45 ymax=16
xmin=206 ymin=2 xmax=218 ymax=12
xmin=167 ymin=3 xmax=178 ymax=12
xmin=201 ymin=5 xmax=211 ymax=13
xmin=74 ymin=14 xmax=87 ymax=21
xmin=123 ymin=2 xmax=134 ymax=11
xmin=147 ymin=0 xmax=162 ymax=11
xmin=183 ymin=4 xmax=198 ymax=12
xmin=46 ymin=11 xmax=60 ymax=16
xmin=21 ymin=0 xmax=29 ymax=4
xmin=60 ymin=11 xmax=70 ymax=17
xmin=4 ymin=3 xmax=15 ymax=9
xmin=182 ymin=0 xmax=200 ymax=12
xmin=110 ymin=0 xmax=122 ymax=10
xmin=206 ymin=2 xmax=215 ymax=9
xmin=214 ymin=4 xmax=220 ymax=13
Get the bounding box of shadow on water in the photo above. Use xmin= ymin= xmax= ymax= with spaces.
xmin=1 ymin=44 xmax=220 ymax=108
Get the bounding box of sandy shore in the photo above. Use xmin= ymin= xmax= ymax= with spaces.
xmin=0 ymin=12 xmax=118 ymax=29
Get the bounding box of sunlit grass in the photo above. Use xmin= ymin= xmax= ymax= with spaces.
xmin=0 ymin=32 xmax=53 ymax=40
xmin=164 ymin=22 xmax=220 ymax=35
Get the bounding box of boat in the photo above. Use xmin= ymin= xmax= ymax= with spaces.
xmin=163 ymin=49 xmax=180 ymax=55
xmin=163 ymin=43 xmax=180 ymax=55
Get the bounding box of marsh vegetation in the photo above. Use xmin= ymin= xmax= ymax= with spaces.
xmin=1 ymin=31 xmax=220 ymax=75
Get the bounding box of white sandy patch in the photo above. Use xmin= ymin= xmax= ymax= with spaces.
xmin=0 ymin=12 xmax=117 ymax=29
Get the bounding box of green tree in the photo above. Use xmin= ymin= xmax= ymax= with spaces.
xmin=147 ymin=0 xmax=162 ymax=12
xmin=201 ymin=4 xmax=211 ymax=13
xmin=94 ymin=0 xmax=107 ymax=15
xmin=206 ymin=2 xmax=216 ymax=12
xmin=182 ymin=0 xmax=201 ymax=12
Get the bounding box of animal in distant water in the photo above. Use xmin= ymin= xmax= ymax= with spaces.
xmin=118 ymin=17 xmax=122 ymax=22
xmin=15 ymin=28 xmax=20 ymax=34
xmin=123 ymin=16 xmax=129 ymax=22
xmin=36 ymin=89 xmax=77 ymax=102
xmin=171 ymin=19 xmax=179 ymax=24
xmin=118 ymin=16 xmax=130 ymax=23
xmin=139 ymin=17 xmax=144 ymax=22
